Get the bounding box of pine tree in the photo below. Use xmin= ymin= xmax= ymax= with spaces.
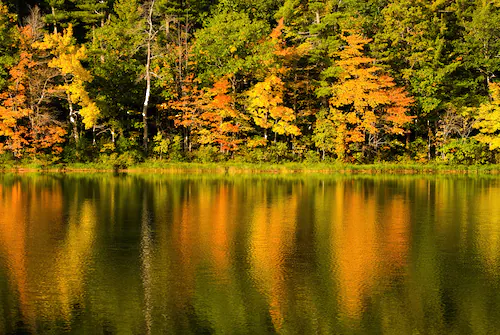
xmin=0 ymin=1 xmax=18 ymax=91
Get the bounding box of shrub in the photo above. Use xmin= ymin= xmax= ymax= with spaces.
xmin=98 ymin=150 xmax=143 ymax=169
xmin=303 ymin=150 xmax=321 ymax=163
xmin=169 ymin=135 xmax=184 ymax=162
xmin=192 ymin=145 xmax=221 ymax=163
xmin=439 ymin=138 xmax=492 ymax=165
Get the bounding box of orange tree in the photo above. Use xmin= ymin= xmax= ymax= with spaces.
xmin=0 ymin=24 xmax=66 ymax=159
xmin=165 ymin=77 xmax=244 ymax=154
xmin=316 ymin=32 xmax=414 ymax=161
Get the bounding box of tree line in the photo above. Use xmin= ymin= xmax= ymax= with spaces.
xmin=0 ymin=0 xmax=499 ymax=165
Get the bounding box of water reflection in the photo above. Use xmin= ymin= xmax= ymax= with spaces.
xmin=0 ymin=177 xmax=97 ymax=332
xmin=0 ymin=174 xmax=500 ymax=334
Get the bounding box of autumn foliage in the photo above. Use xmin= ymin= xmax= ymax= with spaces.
xmin=326 ymin=33 xmax=414 ymax=159
xmin=2 ymin=0 xmax=500 ymax=164
xmin=166 ymin=77 xmax=243 ymax=153
xmin=0 ymin=25 xmax=66 ymax=158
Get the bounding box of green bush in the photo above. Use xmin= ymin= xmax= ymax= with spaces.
xmin=0 ymin=153 xmax=14 ymax=169
xmin=169 ymin=135 xmax=184 ymax=162
xmin=267 ymin=142 xmax=289 ymax=163
xmin=303 ymin=150 xmax=321 ymax=163
xmin=98 ymin=151 xmax=143 ymax=169
xmin=191 ymin=145 xmax=221 ymax=163
xmin=408 ymin=137 xmax=429 ymax=162
xmin=439 ymin=138 xmax=492 ymax=165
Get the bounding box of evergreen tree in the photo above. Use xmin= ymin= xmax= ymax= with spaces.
xmin=44 ymin=0 xmax=72 ymax=33
xmin=0 ymin=1 xmax=17 ymax=91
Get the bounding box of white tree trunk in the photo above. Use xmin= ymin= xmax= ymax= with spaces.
xmin=142 ymin=0 xmax=155 ymax=151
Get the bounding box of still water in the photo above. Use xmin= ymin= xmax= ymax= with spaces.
xmin=0 ymin=173 xmax=500 ymax=334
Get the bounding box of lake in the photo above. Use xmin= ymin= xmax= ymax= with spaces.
xmin=0 ymin=173 xmax=500 ymax=334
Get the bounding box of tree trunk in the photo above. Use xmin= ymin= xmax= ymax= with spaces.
xmin=51 ymin=6 xmax=57 ymax=33
xmin=142 ymin=0 xmax=155 ymax=151
xmin=427 ymin=121 xmax=432 ymax=161
xmin=67 ymin=91 xmax=79 ymax=143
xmin=177 ymin=20 xmax=183 ymax=97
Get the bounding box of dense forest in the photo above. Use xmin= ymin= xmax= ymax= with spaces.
xmin=0 ymin=0 xmax=499 ymax=165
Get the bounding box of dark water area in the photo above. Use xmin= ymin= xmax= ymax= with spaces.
xmin=0 ymin=173 xmax=500 ymax=334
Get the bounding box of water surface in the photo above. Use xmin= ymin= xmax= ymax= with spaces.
xmin=0 ymin=173 xmax=500 ymax=334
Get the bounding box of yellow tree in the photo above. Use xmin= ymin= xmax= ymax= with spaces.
xmin=247 ymin=74 xmax=301 ymax=142
xmin=34 ymin=24 xmax=99 ymax=142
xmin=327 ymin=32 xmax=414 ymax=160
xmin=246 ymin=18 xmax=302 ymax=145
xmin=474 ymin=82 xmax=500 ymax=150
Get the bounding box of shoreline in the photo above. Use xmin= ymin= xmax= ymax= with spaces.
xmin=1 ymin=162 xmax=500 ymax=174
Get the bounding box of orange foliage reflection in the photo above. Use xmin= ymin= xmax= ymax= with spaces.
xmin=249 ymin=188 xmax=299 ymax=331
xmin=0 ymin=179 xmax=96 ymax=327
xmin=331 ymin=182 xmax=410 ymax=319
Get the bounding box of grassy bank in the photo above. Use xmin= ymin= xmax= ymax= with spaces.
xmin=2 ymin=160 xmax=500 ymax=174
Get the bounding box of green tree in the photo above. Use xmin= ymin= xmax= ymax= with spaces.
xmin=373 ymin=0 xmax=469 ymax=159
xmin=0 ymin=1 xmax=17 ymax=91
xmin=72 ymin=0 xmax=110 ymax=27
xmin=44 ymin=0 xmax=72 ymax=33
xmin=88 ymin=0 xmax=145 ymax=149
xmin=459 ymin=0 xmax=500 ymax=94
xmin=312 ymin=109 xmax=337 ymax=160
xmin=193 ymin=10 xmax=268 ymax=91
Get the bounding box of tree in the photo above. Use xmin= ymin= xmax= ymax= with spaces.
xmin=459 ymin=0 xmax=500 ymax=94
xmin=218 ymin=0 xmax=282 ymax=23
xmin=0 ymin=21 xmax=66 ymax=158
xmin=202 ymin=78 xmax=244 ymax=152
xmin=44 ymin=0 xmax=72 ymax=33
xmin=166 ymin=77 xmax=244 ymax=153
xmin=244 ymin=18 xmax=303 ymax=145
xmin=312 ymin=109 xmax=337 ymax=160
xmin=0 ymin=1 xmax=17 ymax=91
xmin=322 ymin=32 xmax=413 ymax=160
xmin=372 ymin=0 xmax=474 ymax=160
xmin=474 ymin=82 xmax=500 ymax=150
xmin=140 ymin=0 xmax=155 ymax=151
xmin=247 ymin=74 xmax=301 ymax=142
xmin=71 ymin=0 xmax=110 ymax=28
xmin=192 ymin=10 xmax=268 ymax=91
xmin=88 ymin=0 xmax=145 ymax=148
xmin=34 ymin=24 xmax=100 ymax=142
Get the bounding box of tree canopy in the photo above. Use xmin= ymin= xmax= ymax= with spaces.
xmin=0 ymin=0 xmax=499 ymax=165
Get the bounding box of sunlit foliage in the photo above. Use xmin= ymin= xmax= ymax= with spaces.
xmin=0 ymin=1 xmax=499 ymax=164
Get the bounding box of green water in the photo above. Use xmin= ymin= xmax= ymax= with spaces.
xmin=0 ymin=173 xmax=500 ymax=334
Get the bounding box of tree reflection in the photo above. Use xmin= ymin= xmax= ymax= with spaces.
xmin=0 ymin=174 xmax=500 ymax=334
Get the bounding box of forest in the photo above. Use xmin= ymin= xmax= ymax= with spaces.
xmin=0 ymin=0 xmax=499 ymax=166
